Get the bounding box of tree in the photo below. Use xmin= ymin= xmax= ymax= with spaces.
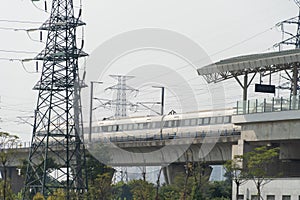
xmin=0 ymin=132 xmax=19 ymax=200
xmin=224 ymin=156 xmax=247 ymax=200
xmin=112 ymin=181 xmax=132 ymax=200
xmin=207 ymin=181 xmax=231 ymax=199
xmin=0 ymin=181 xmax=16 ymax=200
xmin=128 ymin=179 xmax=155 ymax=200
xmin=159 ymin=183 xmax=180 ymax=200
xmin=243 ymin=146 xmax=280 ymax=200
xmin=47 ymin=189 xmax=66 ymax=200
xmin=33 ymin=192 xmax=45 ymax=200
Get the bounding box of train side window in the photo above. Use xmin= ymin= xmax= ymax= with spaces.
xmin=118 ymin=125 xmax=122 ymax=131
xmin=138 ymin=123 xmax=144 ymax=130
xmin=224 ymin=116 xmax=231 ymax=123
xmin=170 ymin=120 xmax=179 ymax=127
xmin=216 ymin=116 xmax=223 ymax=124
xmin=108 ymin=126 xmax=112 ymax=132
xmin=143 ymin=123 xmax=149 ymax=129
xmin=190 ymin=119 xmax=197 ymax=126
xmin=127 ymin=124 xmax=133 ymax=130
xmin=198 ymin=118 xmax=203 ymax=125
xmin=122 ymin=124 xmax=128 ymax=131
xmin=133 ymin=124 xmax=138 ymax=130
xmin=112 ymin=125 xmax=118 ymax=131
xmin=210 ymin=117 xmax=217 ymax=124
xmin=183 ymin=119 xmax=190 ymax=126
xmin=163 ymin=121 xmax=169 ymax=128
xmin=155 ymin=122 xmax=161 ymax=128
xmin=203 ymin=117 xmax=210 ymax=124
xmin=84 ymin=127 xmax=89 ymax=133
xmin=101 ymin=126 xmax=108 ymax=132
xmin=149 ymin=122 xmax=155 ymax=129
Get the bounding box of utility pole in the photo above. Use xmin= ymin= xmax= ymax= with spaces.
xmin=89 ymin=81 xmax=102 ymax=143
xmin=152 ymin=86 xmax=165 ymax=115
xmin=23 ymin=0 xmax=88 ymax=199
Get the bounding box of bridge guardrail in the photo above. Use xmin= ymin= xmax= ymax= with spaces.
xmin=94 ymin=129 xmax=241 ymax=144
xmin=1 ymin=129 xmax=241 ymax=149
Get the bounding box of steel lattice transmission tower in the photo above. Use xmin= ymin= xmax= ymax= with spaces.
xmin=23 ymin=0 xmax=88 ymax=199
xmin=274 ymin=1 xmax=300 ymax=97
xmin=275 ymin=0 xmax=300 ymax=49
xmin=105 ymin=75 xmax=138 ymax=118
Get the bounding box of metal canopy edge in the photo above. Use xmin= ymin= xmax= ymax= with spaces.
xmin=197 ymin=49 xmax=300 ymax=83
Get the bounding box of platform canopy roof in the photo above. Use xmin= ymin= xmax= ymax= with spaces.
xmin=197 ymin=49 xmax=300 ymax=83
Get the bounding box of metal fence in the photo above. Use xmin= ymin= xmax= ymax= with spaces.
xmin=236 ymin=96 xmax=300 ymax=115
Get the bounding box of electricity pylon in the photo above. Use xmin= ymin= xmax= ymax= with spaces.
xmin=274 ymin=1 xmax=300 ymax=97
xmin=104 ymin=75 xmax=138 ymax=118
xmin=275 ymin=0 xmax=300 ymax=49
xmin=23 ymin=0 xmax=88 ymax=199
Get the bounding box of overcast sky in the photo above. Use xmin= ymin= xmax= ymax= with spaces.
xmin=0 ymin=0 xmax=298 ymax=141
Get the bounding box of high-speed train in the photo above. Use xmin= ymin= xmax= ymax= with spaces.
xmin=86 ymin=108 xmax=240 ymax=142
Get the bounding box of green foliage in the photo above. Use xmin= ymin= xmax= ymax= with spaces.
xmin=0 ymin=180 xmax=16 ymax=200
xmin=86 ymin=153 xmax=114 ymax=184
xmin=242 ymin=146 xmax=280 ymax=199
xmin=47 ymin=189 xmax=66 ymax=200
xmin=0 ymin=132 xmax=19 ymax=200
xmin=207 ymin=181 xmax=231 ymax=199
xmin=243 ymin=146 xmax=279 ymax=179
xmin=86 ymin=172 xmax=113 ymax=200
xmin=128 ymin=179 xmax=155 ymax=200
xmin=159 ymin=183 xmax=180 ymax=200
xmin=33 ymin=192 xmax=45 ymax=200
xmin=112 ymin=181 xmax=132 ymax=200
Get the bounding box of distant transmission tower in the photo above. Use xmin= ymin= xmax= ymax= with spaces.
xmin=105 ymin=75 xmax=138 ymax=118
xmin=23 ymin=0 xmax=88 ymax=199
xmin=274 ymin=1 xmax=300 ymax=97
xmin=275 ymin=0 xmax=300 ymax=49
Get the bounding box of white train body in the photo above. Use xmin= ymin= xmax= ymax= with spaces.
xmin=87 ymin=108 xmax=240 ymax=142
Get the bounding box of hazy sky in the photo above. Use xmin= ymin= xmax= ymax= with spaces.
xmin=0 ymin=0 xmax=298 ymax=141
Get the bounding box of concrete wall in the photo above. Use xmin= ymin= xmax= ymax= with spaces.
xmin=233 ymin=110 xmax=300 ymax=141
xmin=233 ymin=178 xmax=300 ymax=200
xmin=0 ymin=166 xmax=24 ymax=194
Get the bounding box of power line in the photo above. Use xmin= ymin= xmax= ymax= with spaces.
xmin=0 ymin=19 xmax=42 ymax=24
xmin=0 ymin=26 xmax=27 ymax=31
xmin=0 ymin=49 xmax=38 ymax=54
